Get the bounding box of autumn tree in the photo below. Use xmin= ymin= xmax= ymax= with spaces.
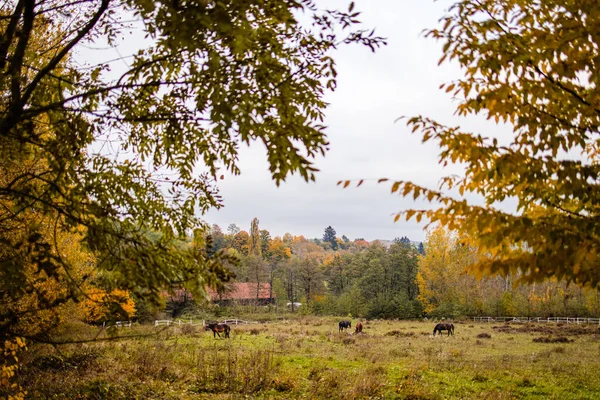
xmin=266 ymin=237 xmax=291 ymax=302
xmin=384 ymin=0 xmax=600 ymax=287
xmin=260 ymin=230 xmax=272 ymax=258
xmin=232 ymin=231 xmax=250 ymax=257
xmin=247 ymin=218 xmax=262 ymax=258
xmin=417 ymin=227 xmax=479 ymax=317
xmin=0 ymin=0 xmax=383 ymax=345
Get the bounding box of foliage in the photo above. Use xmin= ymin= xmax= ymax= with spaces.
xmin=416 ymin=227 xmax=479 ymax=315
xmin=248 ymin=218 xmax=262 ymax=259
xmin=0 ymin=338 xmax=26 ymax=400
xmin=260 ymin=229 xmax=272 ymax=258
xmin=232 ymin=231 xmax=250 ymax=256
xmin=384 ymin=0 xmax=600 ymax=287
xmin=0 ymin=0 xmax=384 ymax=345
xmin=78 ymin=289 xmax=136 ymax=323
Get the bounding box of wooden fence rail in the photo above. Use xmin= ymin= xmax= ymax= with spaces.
xmin=472 ymin=317 xmax=600 ymax=324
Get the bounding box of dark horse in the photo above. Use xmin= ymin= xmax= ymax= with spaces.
xmin=433 ymin=323 xmax=454 ymax=336
xmin=339 ymin=320 xmax=351 ymax=332
xmin=205 ymin=322 xmax=231 ymax=338
xmin=355 ymin=321 xmax=363 ymax=334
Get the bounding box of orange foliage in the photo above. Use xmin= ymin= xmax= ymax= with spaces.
xmin=79 ymin=289 xmax=136 ymax=323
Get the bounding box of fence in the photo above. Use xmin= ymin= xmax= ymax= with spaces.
xmin=154 ymin=318 xmax=260 ymax=327
xmin=472 ymin=316 xmax=600 ymax=324
xmin=101 ymin=321 xmax=132 ymax=328
xmin=221 ymin=319 xmax=259 ymax=325
xmin=154 ymin=319 xmax=204 ymax=327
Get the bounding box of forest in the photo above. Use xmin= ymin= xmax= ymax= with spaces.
xmin=172 ymin=221 xmax=600 ymax=321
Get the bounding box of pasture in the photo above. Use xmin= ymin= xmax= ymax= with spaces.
xmin=19 ymin=318 xmax=600 ymax=399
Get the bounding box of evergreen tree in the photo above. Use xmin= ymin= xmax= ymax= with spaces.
xmin=418 ymin=242 xmax=426 ymax=256
xmin=323 ymin=226 xmax=338 ymax=250
xmin=398 ymin=236 xmax=411 ymax=245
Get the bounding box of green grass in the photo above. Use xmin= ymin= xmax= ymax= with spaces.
xmin=17 ymin=318 xmax=600 ymax=399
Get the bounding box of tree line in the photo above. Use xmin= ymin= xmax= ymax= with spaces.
xmin=195 ymin=220 xmax=600 ymax=319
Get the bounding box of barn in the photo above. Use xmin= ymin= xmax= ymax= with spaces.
xmin=166 ymin=282 xmax=274 ymax=306
xmin=207 ymin=282 xmax=273 ymax=306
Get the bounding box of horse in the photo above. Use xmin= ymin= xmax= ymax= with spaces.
xmin=433 ymin=323 xmax=454 ymax=336
xmin=205 ymin=322 xmax=231 ymax=338
xmin=355 ymin=321 xmax=363 ymax=334
xmin=339 ymin=320 xmax=351 ymax=332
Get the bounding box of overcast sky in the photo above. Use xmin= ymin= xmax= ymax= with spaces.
xmin=203 ymin=0 xmax=513 ymax=242
xmin=81 ymin=1 xmax=514 ymax=242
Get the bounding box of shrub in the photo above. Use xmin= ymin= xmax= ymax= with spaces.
xmin=532 ymin=336 xmax=572 ymax=343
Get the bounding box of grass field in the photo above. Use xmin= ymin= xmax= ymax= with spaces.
xmin=18 ymin=318 xmax=600 ymax=399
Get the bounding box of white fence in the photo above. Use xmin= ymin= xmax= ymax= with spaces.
xmin=221 ymin=319 xmax=259 ymax=325
xmin=101 ymin=321 xmax=132 ymax=328
xmin=154 ymin=318 xmax=260 ymax=327
xmin=154 ymin=319 xmax=204 ymax=327
xmin=473 ymin=316 xmax=600 ymax=324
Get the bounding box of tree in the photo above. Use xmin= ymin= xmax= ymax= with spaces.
xmin=280 ymin=258 xmax=302 ymax=312
xmin=416 ymin=227 xmax=479 ymax=316
xmin=418 ymin=242 xmax=425 ymax=256
xmin=297 ymin=255 xmax=324 ymax=307
xmin=232 ymin=231 xmax=250 ymax=256
xmin=209 ymin=225 xmax=227 ymax=253
xmin=397 ymin=236 xmax=411 ymax=245
xmin=227 ymin=224 xmax=241 ymax=236
xmin=260 ymin=230 xmax=272 ymax=258
xmin=384 ymin=0 xmax=600 ymax=287
xmin=247 ymin=218 xmax=262 ymax=258
xmin=245 ymin=255 xmax=267 ymax=301
xmin=323 ymin=226 xmax=338 ymax=250
xmin=388 ymin=240 xmax=419 ymax=301
xmin=0 ymin=0 xmax=383 ymax=344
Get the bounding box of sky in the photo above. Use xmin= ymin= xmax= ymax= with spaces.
xmin=203 ymin=0 xmax=511 ymax=242
xmin=79 ymin=1 xmax=513 ymax=242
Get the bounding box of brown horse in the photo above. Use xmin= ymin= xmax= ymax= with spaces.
xmin=205 ymin=322 xmax=230 ymax=338
xmin=433 ymin=323 xmax=454 ymax=336
xmin=355 ymin=321 xmax=363 ymax=334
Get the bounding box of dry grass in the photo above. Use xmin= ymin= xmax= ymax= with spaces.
xmin=13 ymin=318 xmax=600 ymax=399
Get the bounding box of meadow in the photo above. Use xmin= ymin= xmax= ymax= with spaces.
xmin=19 ymin=318 xmax=600 ymax=399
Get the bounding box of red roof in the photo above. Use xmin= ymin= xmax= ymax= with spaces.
xmin=166 ymin=282 xmax=272 ymax=302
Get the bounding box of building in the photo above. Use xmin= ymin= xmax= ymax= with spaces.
xmin=166 ymin=282 xmax=274 ymax=306
xmin=208 ymin=282 xmax=273 ymax=306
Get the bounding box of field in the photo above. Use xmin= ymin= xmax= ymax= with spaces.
xmin=18 ymin=318 xmax=600 ymax=399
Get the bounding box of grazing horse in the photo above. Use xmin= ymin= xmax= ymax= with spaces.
xmin=339 ymin=320 xmax=351 ymax=332
xmin=205 ymin=322 xmax=230 ymax=339
xmin=355 ymin=321 xmax=363 ymax=334
xmin=433 ymin=323 xmax=454 ymax=336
